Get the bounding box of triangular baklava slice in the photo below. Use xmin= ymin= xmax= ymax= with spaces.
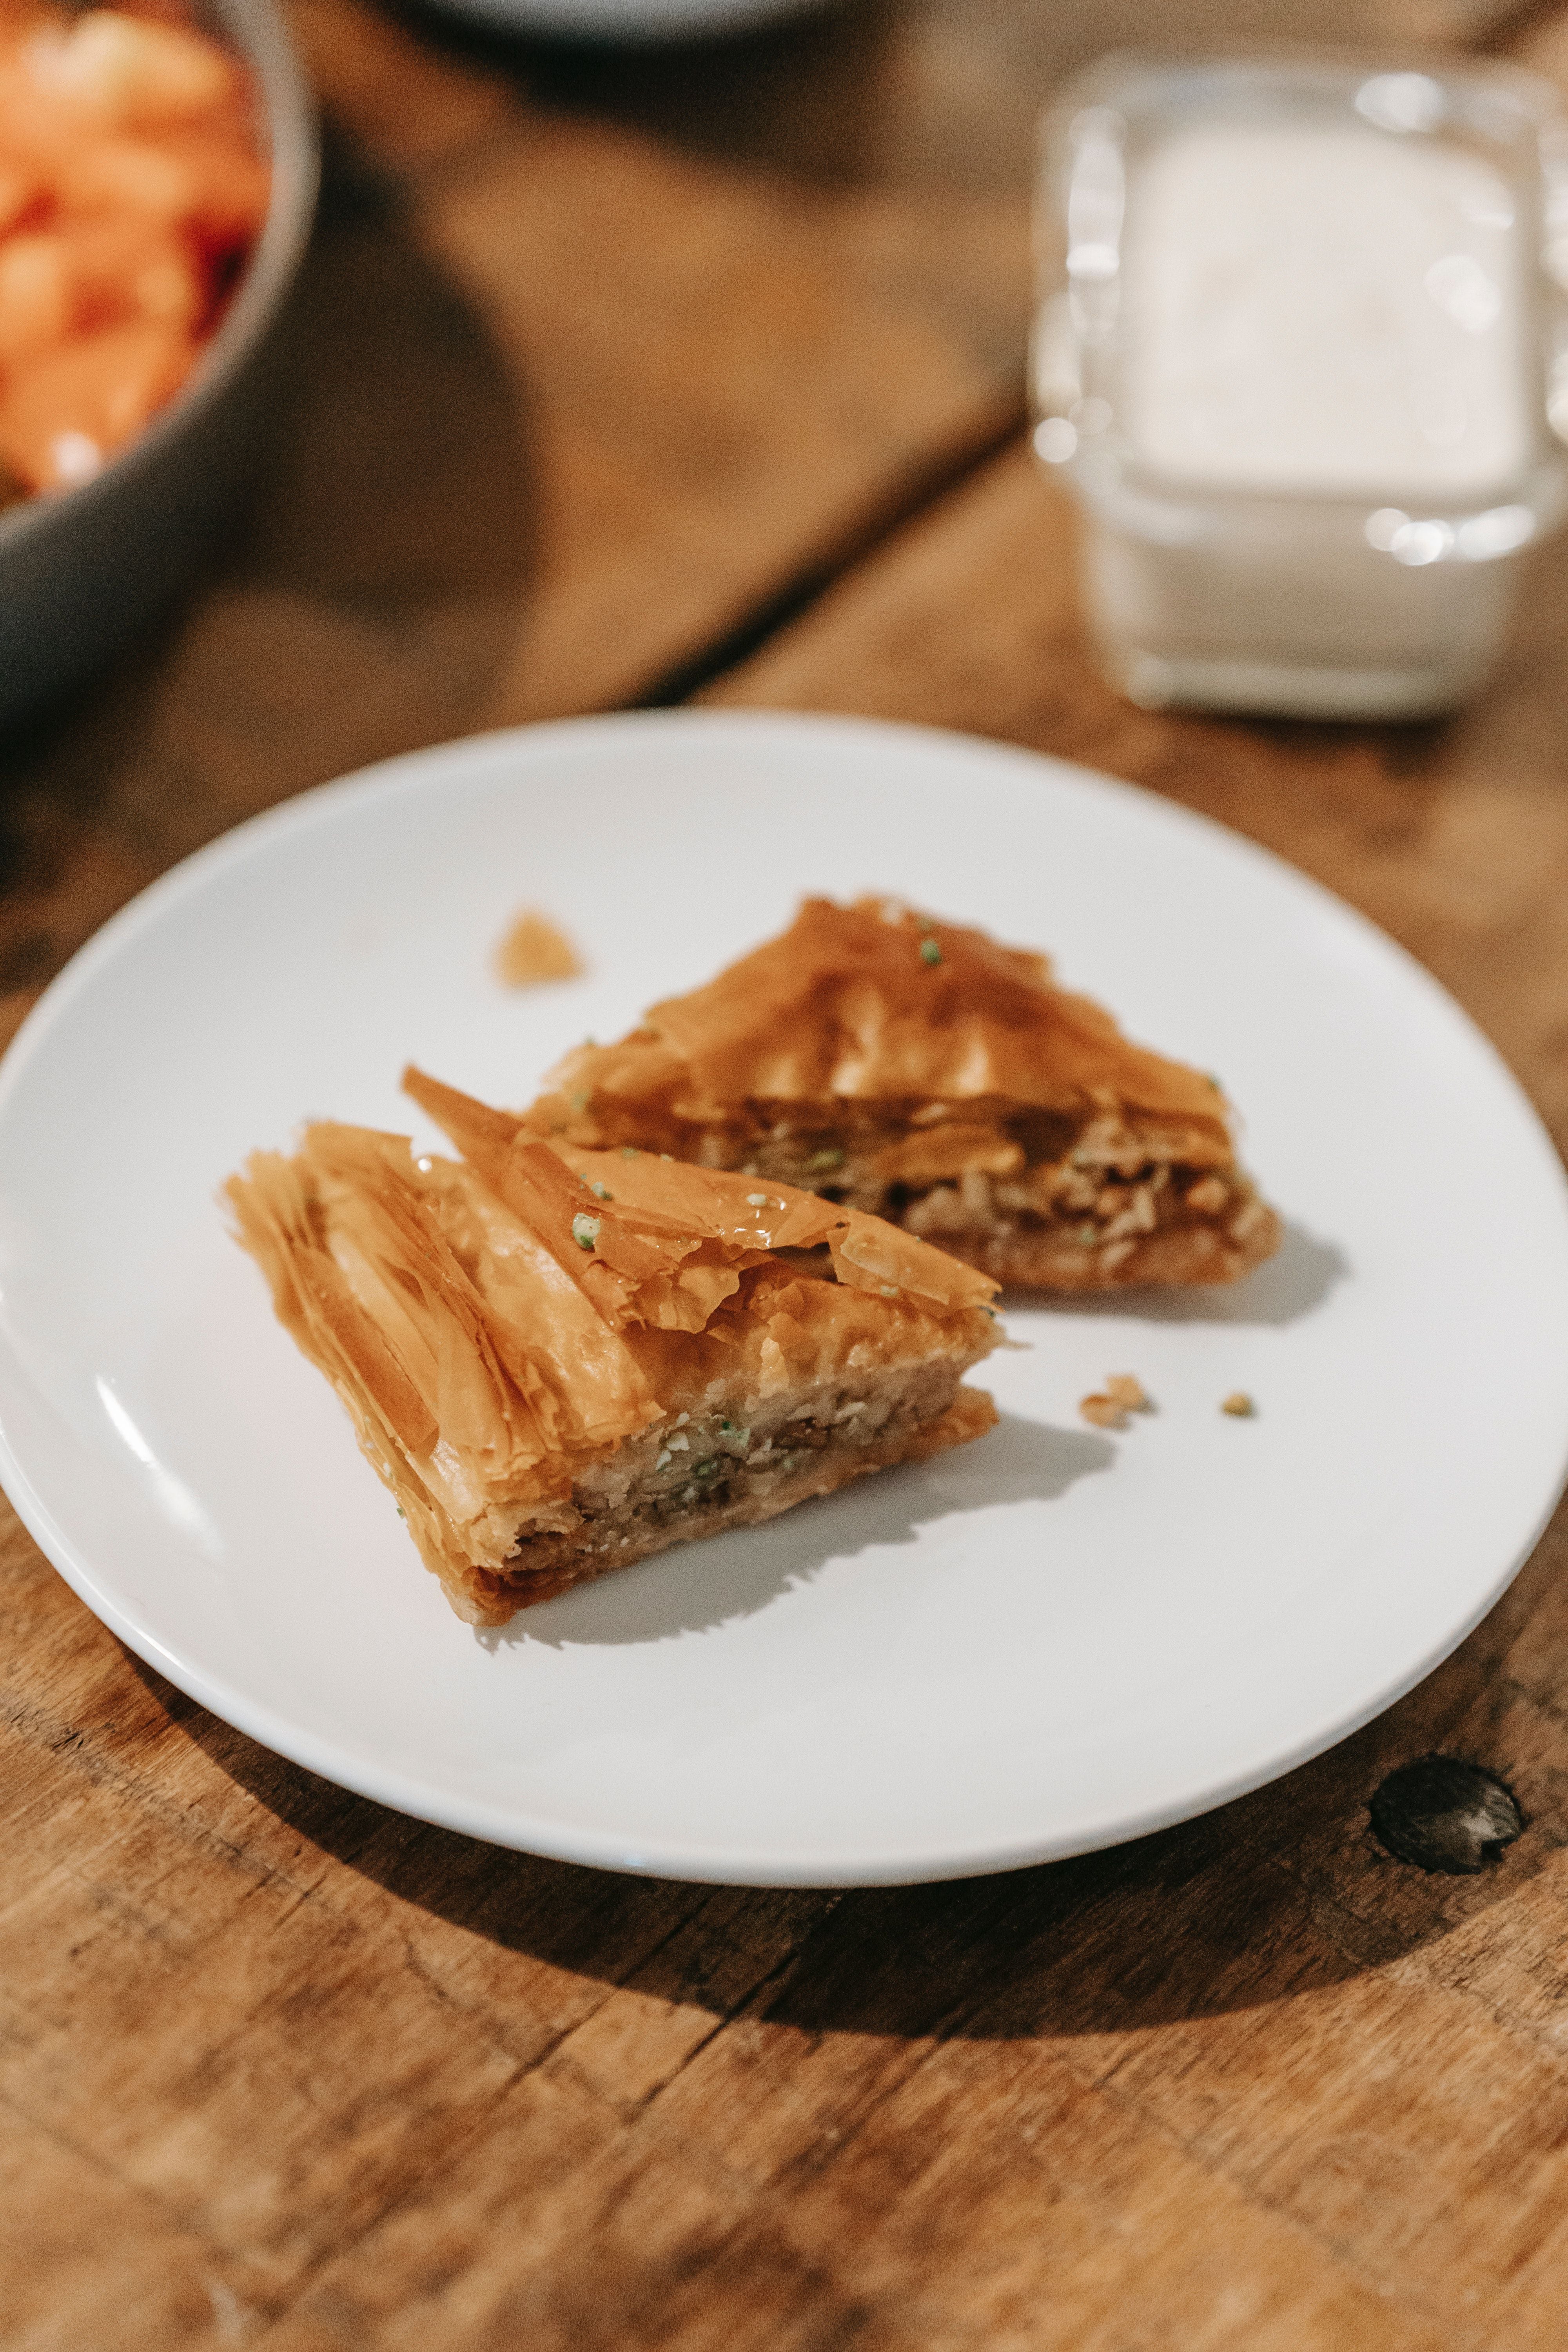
xmin=523 ymin=897 xmax=1280 ymax=1291
xmin=226 ymin=1067 xmax=1001 ymax=1626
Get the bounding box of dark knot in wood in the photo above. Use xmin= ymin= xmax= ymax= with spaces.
xmin=1369 ymin=1755 xmax=1524 ymax=1875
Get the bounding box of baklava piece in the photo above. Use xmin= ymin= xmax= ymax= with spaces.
xmin=523 ymin=898 xmax=1280 ymax=1291
xmin=226 ymin=1067 xmax=1001 ymax=1625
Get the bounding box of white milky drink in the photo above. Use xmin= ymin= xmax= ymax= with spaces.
xmin=1122 ymin=126 xmax=1528 ymax=502
xmin=1035 ymin=60 xmax=1568 ymax=719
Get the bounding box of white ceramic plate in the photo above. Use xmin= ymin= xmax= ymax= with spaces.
xmin=2 ymin=710 xmax=1566 ymax=1886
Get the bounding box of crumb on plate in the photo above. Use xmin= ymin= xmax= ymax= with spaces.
xmin=1080 ymin=1373 xmax=1151 ymax=1430
xmin=495 ymin=911 xmax=583 ymax=987
xmin=1221 ymin=1390 xmax=1255 ymax=1417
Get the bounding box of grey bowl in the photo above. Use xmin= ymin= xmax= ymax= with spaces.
xmin=0 ymin=0 xmax=319 ymax=729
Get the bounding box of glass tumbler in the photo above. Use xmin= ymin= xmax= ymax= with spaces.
xmin=1033 ymin=54 xmax=1568 ymax=718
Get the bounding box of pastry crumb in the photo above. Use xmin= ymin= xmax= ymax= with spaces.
xmin=1221 ymin=1390 xmax=1255 ymax=1417
xmin=495 ymin=910 xmax=583 ymax=987
xmin=1081 ymin=1373 xmax=1151 ymax=1429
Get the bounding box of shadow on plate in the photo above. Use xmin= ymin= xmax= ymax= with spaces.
xmin=131 ymin=1475 xmax=1561 ymax=2050
xmin=479 ymin=1409 xmax=1112 ymax=1650
xmin=1013 ymin=1219 xmax=1347 ymax=1330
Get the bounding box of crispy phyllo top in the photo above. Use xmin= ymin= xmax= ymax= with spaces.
xmin=527 ymin=896 xmax=1230 ymax=1134
xmin=398 ymin=1068 xmax=998 ymax=1327
xmin=225 ymin=1069 xmax=1000 ymax=1613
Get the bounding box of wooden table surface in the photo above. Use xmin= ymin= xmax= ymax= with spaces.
xmin=8 ymin=1 xmax=1568 ymax=2343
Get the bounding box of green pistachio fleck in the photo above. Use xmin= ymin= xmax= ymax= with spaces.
xmin=719 ymin=1419 xmax=751 ymax=1445
xmin=571 ymin=1212 xmax=601 ymax=1250
xmin=806 ymin=1145 xmax=845 ymax=1173
xmin=395 ymin=1505 xmax=405 ymax=1519
xmin=1077 ymin=1223 xmax=1098 ymax=1247
xmin=620 ymin=1145 xmax=640 ymax=1159
xmin=591 ymin=1183 xmax=613 ymax=1201
xmin=1207 ymin=1074 xmax=1223 ymax=1091
xmin=693 ymin=1458 xmax=720 ymax=1479
xmin=919 ymin=937 xmax=942 ymax=966
xmin=568 ymin=1091 xmax=590 ymax=1113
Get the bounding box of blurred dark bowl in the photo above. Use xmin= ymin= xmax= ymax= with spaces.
xmin=421 ymin=0 xmax=825 ymax=40
xmin=0 ymin=0 xmax=319 ymax=731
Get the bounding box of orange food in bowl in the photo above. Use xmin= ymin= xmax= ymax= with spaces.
xmin=0 ymin=2 xmax=269 ymax=501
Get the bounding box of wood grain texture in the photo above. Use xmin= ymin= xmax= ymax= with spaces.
xmin=8 ymin=0 xmax=1568 ymax=2345
xmin=0 ymin=0 xmax=1476 ymax=999
xmin=0 ymin=0 xmax=1033 ymax=1000
xmin=7 ymin=1482 xmax=1568 ymax=2348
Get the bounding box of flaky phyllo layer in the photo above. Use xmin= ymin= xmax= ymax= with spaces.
xmin=524 ymin=898 xmax=1281 ymax=1290
xmin=226 ymin=1069 xmax=1001 ymax=1624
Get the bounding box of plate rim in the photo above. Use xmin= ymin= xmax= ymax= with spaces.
xmin=4 ymin=704 xmax=1567 ymax=1887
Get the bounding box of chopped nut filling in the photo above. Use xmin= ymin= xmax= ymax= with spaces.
xmin=519 ymin=900 xmax=1281 ymax=1294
